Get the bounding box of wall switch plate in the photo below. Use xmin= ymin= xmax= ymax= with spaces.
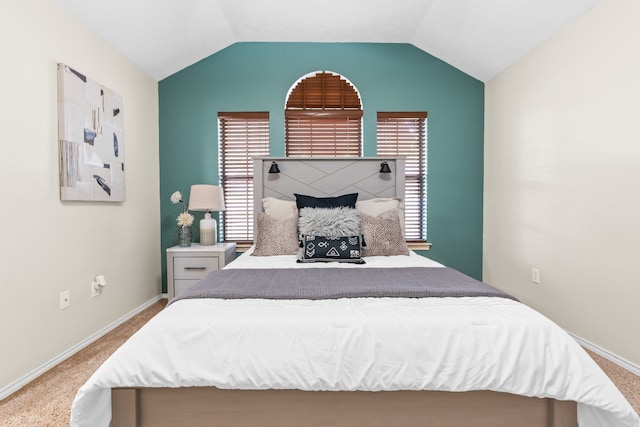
xmin=91 ymin=281 xmax=101 ymax=297
xmin=60 ymin=290 xmax=71 ymax=309
xmin=92 ymin=275 xmax=106 ymax=297
xmin=531 ymin=268 xmax=540 ymax=284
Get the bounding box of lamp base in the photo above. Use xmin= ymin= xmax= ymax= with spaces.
xmin=199 ymin=213 xmax=217 ymax=246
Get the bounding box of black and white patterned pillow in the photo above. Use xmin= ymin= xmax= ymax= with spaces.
xmin=297 ymin=235 xmax=365 ymax=264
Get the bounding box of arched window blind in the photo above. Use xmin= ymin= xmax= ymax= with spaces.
xmin=285 ymin=72 xmax=362 ymax=156
xmin=377 ymin=112 xmax=428 ymax=242
xmin=218 ymin=112 xmax=270 ymax=243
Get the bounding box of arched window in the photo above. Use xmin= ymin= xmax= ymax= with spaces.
xmin=285 ymin=71 xmax=362 ymax=156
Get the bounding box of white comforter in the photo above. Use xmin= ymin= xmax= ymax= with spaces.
xmin=71 ymin=250 xmax=640 ymax=427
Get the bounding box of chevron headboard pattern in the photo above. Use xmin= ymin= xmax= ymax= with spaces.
xmin=253 ymin=157 xmax=405 ymax=216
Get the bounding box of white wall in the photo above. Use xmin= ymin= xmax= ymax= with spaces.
xmin=484 ymin=0 xmax=640 ymax=366
xmin=0 ymin=0 xmax=160 ymax=392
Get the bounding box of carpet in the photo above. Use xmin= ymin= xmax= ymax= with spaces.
xmin=0 ymin=300 xmax=166 ymax=426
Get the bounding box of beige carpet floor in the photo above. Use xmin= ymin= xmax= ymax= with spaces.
xmin=0 ymin=300 xmax=166 ymax=427
xmin=0 ymin=299 xmax=638 ymax=426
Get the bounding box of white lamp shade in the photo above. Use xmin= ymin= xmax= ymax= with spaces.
xmin=189 ymin=185 xmax=225 ymax=246
xmin=188 ymin=185 xmax=225 ymax=212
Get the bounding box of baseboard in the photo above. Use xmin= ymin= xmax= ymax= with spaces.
xmin=0 ymin=295 xmax=164 ymax=401
xmin=570 ymin=332 xmax=640 ymax=377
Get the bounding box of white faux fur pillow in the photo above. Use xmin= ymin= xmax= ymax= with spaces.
xmin=298 ymin=207 xmax=361 ymax=237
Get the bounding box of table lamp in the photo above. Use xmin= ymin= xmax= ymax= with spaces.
xmin=188 ymin=184 xmax=226 ymax=245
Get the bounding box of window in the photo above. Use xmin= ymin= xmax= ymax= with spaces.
xmin=218 ymin=112 xmax=270 ymax=243
xmin=285 ymin=72 xmax=362 ymax=156
xmin=377 ymin=112 xmax=427 ymax=242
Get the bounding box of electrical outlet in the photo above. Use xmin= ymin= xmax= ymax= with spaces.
xmin=531 ymin=268 xmax=540 ymax=284
xmin=60 ymin=290 xmax=71 ymax=309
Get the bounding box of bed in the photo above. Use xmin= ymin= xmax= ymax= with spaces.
xmin=70 ymin=158 xmax=640 ymax=427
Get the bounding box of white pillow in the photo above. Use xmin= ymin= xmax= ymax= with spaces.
xmin=356 ymin=197 xmax=405 ymax=236
xmin=262 ymin=197 xmax=297 ymax=220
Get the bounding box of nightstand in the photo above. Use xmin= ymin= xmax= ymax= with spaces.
xmin=166 ymin=242 xmax=236 ymax=299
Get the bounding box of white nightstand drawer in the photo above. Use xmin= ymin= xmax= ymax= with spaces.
xmin=174 ymin=279 xmax=201 ymax=297
xmin=173 ymin=257 xmax=219 ymax=280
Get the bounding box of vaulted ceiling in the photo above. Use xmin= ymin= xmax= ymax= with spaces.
xmin=54 ymin=0 xmax=599 ymax=82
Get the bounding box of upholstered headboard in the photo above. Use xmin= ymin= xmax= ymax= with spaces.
xmin=253 ymin=157 xmax=405 ymax=219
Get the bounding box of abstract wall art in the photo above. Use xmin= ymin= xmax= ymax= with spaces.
xmin=57 ymin=63 xmax=125 ymax=201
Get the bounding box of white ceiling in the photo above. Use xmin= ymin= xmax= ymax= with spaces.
xmin=54 ymin=0 xmax=599 ymax=82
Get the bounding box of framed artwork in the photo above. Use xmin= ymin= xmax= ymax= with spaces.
xmin=57 ymin=63 xmax=125 ymax=202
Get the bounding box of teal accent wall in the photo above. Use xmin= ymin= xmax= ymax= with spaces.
xmin=159 ymin=42 xmax=484 ymax=292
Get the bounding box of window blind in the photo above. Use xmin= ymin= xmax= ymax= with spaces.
xmin=377 ymin=112 xmax=427 ymax=241
xmin=218 ymin=112 xmax=270 ymax=243
xmin=285 ymin=72 xmax=363 ymax=157
xmin=285 ymin=111 xmax=362 ymax=157
xmin=286 ymin=72 xmax=361 ymax=110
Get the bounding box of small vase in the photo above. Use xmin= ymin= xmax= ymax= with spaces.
xmin=178 ymin=226 xmax=192 ymax=247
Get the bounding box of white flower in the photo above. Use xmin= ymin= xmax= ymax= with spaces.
xmin=172 ymin=189 xmax=193 ymax=229
xmin=177 ymin=212 xmax=194 ymax=228
xmin=170 ymin=191 xmax=182 ymax=204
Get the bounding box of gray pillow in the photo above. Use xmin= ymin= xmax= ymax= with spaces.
xmin=252 ymin=212 xmax=299 ymax=256
xmin=298 ymin=207 xmax=361 ymax=237
xmin=361 ymin=209 xmax=410 ymax=256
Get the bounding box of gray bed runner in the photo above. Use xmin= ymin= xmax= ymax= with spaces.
xmin=169 ymin=267 xmax=518 ymax=304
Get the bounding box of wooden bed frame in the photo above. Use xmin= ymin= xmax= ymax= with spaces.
xmin=108 ymin=158 xmax=578 ymax=426
xmin=111 ymin=387 xmax=577 ymax=427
